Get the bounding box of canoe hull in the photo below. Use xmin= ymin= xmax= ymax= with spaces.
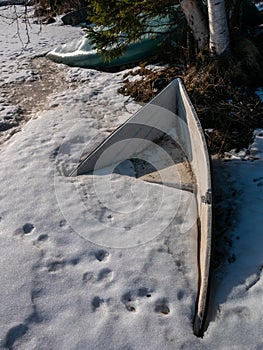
xmin=71 ymin=79 xmax=212 ymax=336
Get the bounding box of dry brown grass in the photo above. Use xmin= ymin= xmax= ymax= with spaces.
xmin=118 ymin=37 xmax=263 ymax=155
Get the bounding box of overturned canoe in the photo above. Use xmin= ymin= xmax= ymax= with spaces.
xmin=46 ymin=15 xmax=177 ymax=69
xmin=46 ymin=34 xmax=165 ymax=69
xmin=70 ymin=78 xmax=212 ymax=336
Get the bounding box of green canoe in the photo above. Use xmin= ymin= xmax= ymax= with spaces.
xmin=47 ymin=15 xmax=177 ymax=69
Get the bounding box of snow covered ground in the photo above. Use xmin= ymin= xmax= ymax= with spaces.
xmin=0 ymin=5 xmax=263 ymax=350
xmin=255 ymin=1 xmax=263 ymax=12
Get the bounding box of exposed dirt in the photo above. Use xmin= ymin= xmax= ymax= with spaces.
xmin=0 ymin=57 xmax=78 ymax=145
xmin=2 ymin=57 xmax=71 ymax=114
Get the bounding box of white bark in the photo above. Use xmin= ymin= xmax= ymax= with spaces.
xmin=207 ymin=0 xmax=230 ymax=56
xmin=180 ymin=0 xmax=209 ymax=50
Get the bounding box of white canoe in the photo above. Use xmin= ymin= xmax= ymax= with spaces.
xmin=71 ymin=78 xmax=212 ymax=336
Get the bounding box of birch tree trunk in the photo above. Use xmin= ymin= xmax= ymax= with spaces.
xmin=180 ymin=0 xmax=209 ymax=50
xmin=207 ymin=0 xmax=230 ymax=56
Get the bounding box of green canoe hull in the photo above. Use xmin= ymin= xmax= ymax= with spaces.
xmin=47 ymin=32 xmax=171 ymax=69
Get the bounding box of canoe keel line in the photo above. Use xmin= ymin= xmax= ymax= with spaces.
xmin=71 ymin=78 xmax=212 ymax=337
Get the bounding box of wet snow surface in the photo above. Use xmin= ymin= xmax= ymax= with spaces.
xmin=1 ymin=6 xmax=263 ymax=349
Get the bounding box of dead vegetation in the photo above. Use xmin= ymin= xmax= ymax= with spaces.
xmin=33 ymin=0 xmax=86 ymax=23
xmin=118 ymin=37 xmax=263 ymax=155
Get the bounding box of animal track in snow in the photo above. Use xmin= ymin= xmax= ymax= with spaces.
xmin=97 ymin=268 xmax=113 ymax=281
xmin=154 ymin=298 xmax=170 ymax=315
xmin=47 ymin=260 xmax=66 ymax=272
xmin=253 ymin=177 xmax=263 ymax=187
xmin=92 ymin=296 xmax=104 ymax=311
xmin=95 ymin=249 xmax=110 ymax=262
xmin=253 ymin=177 xmax=263 ymax=182
xmin=4 ymin=323 xmax=29 ymax=349
xmin=23 ymin=223 xmax=35 ymax=235
xmin=37 ymin=234 xmax=49 ymax=242
xmin=23 ymin=223 xmax=35 ymax=234
xmin=50 ymin=146 xmax=59 ymax=160
xmin=82 ymin=271 xmax=95 ymax=283
xmin=14 ymin=223 xmax=35 ymax=236
xmin=177 ymin=290 xmax=184 ymax=300
xmin=122 ymin=288 xmax=153 ymax=312
xmin=59 ymin=219 xmax=67 ymax=227
xmin=47 ymin=257 xmax=80 ymax=272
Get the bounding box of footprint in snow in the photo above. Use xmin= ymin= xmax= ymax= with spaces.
xmin=4 ymin=323 xmax=28 ymax=349
xmin=97 ymin=268 xmax=113 ymax=281
xmin=37 ymin=234 xmax=49 ymax=242
xmin=154 ymin=298 xmax=170 ymax=315
xmin=95 ymin=249 xmax=109 ymax=262
xmin=92 ymin=296 xmax=104 ymax=311
xmin=253 ymin=177 xmax=263 ymax=182
xmin=177 ymin=290 xmax=184 ymax=300
xmin=15 ymin=223 xmax=35 ymax=236
xmin=47 ymin=257 xmax=80 ymax=273
xmin=122 ymin=288 xmax=152 ymax=313
xmin=23 ymin=223 xmax=35 ymax=234
xmin=83 ymin=271 xmax=95 ymax=284
xmin=59 ymin=219 xmax=67 ymax=227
